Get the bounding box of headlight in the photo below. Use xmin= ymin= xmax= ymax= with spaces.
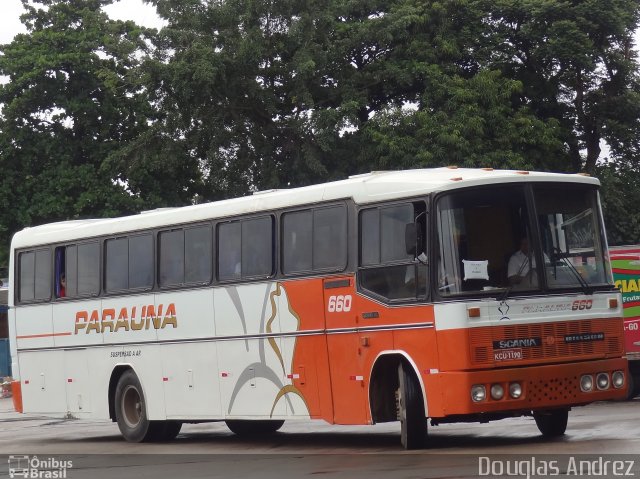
xmin=509 ymin=382 xmax=522 ymax=399
xmin=490 ymin=384 xmax=504 ymax=400
xmin=596 ymin=372 xmax=610 ymax=390
xmin=612 ymin=371 xmax=625 ymax=389
xmin=580 ymin=375 xmax=593 ymax=392
xmin=471 ymin=385 xmax=486 ymax=402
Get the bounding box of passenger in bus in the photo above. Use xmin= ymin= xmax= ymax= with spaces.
xmin=58 ymin=273 xmax=66 ymax=298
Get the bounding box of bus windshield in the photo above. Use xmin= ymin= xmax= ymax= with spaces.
xmin=436 ymin=184 xmax=610 ymax=296
xmin=535 ymin=186 xmax=611 ymax=289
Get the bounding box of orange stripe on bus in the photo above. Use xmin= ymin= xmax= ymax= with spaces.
xmin=16 ymin=332 xmax=73 ymax=339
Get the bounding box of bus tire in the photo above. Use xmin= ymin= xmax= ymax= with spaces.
xmin=154 ymin=421 xmax=182 ymax=442
xmin=225 ymin=419 xmax=284 ymax=435
xmin=626 ymin=374 xmax=635 ymax=400
xmin=627 ymin=373 xmax=640 ymax=400
xmin=115 ymin=370 xmax=161 ymax=442
xmin=533 ymin=409 xmax=568 ymax=437
xmin=398 ymin=363 xmax=428 ymax=450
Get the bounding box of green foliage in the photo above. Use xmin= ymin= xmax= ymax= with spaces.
xmin=146 ymin=0 xmax=568 ymax=197
xmin=482 ymin=0 xmax=640 ymax=173
xmin=597 ymin=163 xmax=640 ymax=246
xmin=359 ymin=70 xmax=564 ymax=171
xmin=0 ymin=0 xmax=174 ymax=264
xmin=1 ymin=0 xmax=640 ymax=266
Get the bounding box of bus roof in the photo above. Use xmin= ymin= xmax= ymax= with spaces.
xmin=11 ymin=168 xmax=598 ymax=250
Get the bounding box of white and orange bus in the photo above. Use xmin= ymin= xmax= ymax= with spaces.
xmin=8 ymin=168 xmax=627 ymax=449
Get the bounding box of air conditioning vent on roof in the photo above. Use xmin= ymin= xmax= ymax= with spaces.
xmin=252 ymin=189 xmax=282 ymax=195
xmin=138 ymin=207 xmax=177 ymax=215
xmin=348 ymin=171 xmax=390 ymax=179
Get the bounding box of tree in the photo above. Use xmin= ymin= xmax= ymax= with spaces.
xmin=596 ymin=163 xmax=640 ymax=246
xmin=2 ymin=0 xmax=639 ymax=258
xmin=147 ymin=0 xmax=566 ymax=199
xmin=482 ymin=0 xmax=640 ymax=174
xmin=0 ymin=0 xmax=178 ymax=264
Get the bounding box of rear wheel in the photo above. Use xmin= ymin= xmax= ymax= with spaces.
xmin=155 ymin=421 xmax=182 ymax=441
xmin=115 ymin=370 xmax=179 ymax=442
xmin=115 ymin=370 xmax=156 ymax=442
xmin=398 ymin=363 xmax=428 ymax=449
xmin=533 ymin=409 xmax=568 ymax=437
xmin=225 ymin=419 xmax=285 ymax=435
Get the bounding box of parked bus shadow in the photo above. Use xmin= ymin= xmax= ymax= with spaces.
xmin=59 ymin=421 xmax=563 ymax=451
xmin=170 ymin=425 xmax=559 ymax=451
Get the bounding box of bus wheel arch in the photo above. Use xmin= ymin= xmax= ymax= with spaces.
xmin=113 ymin=368 xmax=156 ymax=442
xmin=110 ymin=366 xmax=181 ymax=442
xmin=368 ymin=352 xmax=428 ymax=423
xmin=109 ymin=365 xmax=134 ymax=422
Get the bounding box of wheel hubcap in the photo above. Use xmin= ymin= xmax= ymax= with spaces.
xmin=122 ymin=385 xmax=142 ymax=428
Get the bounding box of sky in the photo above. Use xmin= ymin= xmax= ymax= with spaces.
xmin=0 ymin=0 xmax=165 ymax=44
xmin=1 ymin=1 xmax=639 ymax=47
xmin=1 ymin=1 xmax=638 ymax=60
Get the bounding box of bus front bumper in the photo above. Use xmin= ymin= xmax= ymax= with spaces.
xmin=431 ymin=358 xmax=628 ymax=417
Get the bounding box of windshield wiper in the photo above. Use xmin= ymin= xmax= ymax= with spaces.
xmin=551 ymin=246 xmax=593 ymax=295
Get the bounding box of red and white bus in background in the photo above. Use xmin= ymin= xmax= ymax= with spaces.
xmin=609 ymin=245 xmax=640 ymax=398
xmin=8 ymin=168 xmax=627 ymax=449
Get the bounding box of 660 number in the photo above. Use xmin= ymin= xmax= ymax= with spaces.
xmin=571 ymin=299 xmax=593 ymax=311
xmin=328 ymin=295 xmax=352 ymax=312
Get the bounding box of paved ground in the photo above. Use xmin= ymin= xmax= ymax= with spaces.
xmin=0 ymin=397 xmax=639 ymax=478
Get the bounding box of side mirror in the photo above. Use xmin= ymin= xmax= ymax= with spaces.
xmin=405 ymin=223 xmax=417 ymax=256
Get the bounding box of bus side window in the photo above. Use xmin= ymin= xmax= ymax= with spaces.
xmin=282 ymin=205 xmax=347 ymax=275
xmin=55 ymin=246 xmax=69 ymax=298
xmin=159 ymin=230 xmax=185 ymax=287
xmin=129 ymin=234 xmax=154 ymax=289
xmin=105 ymin=238 xmax=129 ymax=292
xmin=57 ymin=243 xmax=96 ymax=299
xmin=65 ymin=246 xmax=77 ymax=297
xmin=18 ymin=251 xmax=36 ymax=302
xmin=313 ymin=206 xmax=347 ymax=271
xmin=77 ymin=242 xmax=100 ymax=296
xmin=282 ymin=210 xmax=313 ymax=274
xmin=359 ymin=202 xmax=427 ymax=301
xmin=218 ymin=222 xmax=241 ymax=281
xmin=18 ymin=249 xmax=51 ymax=303
xmin=241 ymin=217 xmax=273 ymax=278
xmin=185 ymin=225 xmax=212 ymax=284
xmin=218 ymin=216 xmax=274 ymax=281
xmin=106 ymin=235 xmax=152 ymax=292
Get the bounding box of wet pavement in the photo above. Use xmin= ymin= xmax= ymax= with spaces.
xmin=0 ymin=397 xmax=638 ymax=477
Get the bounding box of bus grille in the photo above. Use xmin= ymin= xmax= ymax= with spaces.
xmin=527 ymin=376 xmax=579 ymax=404
xmin=470 ymin=319 xmax=623 ymax=365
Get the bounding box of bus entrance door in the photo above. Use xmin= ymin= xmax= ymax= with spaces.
xmin=324 ymin=277 xmax=368 ymax=425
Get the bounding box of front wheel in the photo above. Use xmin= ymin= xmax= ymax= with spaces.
xmin=225 ymin=419 xmax=285 ymax=435
xmin=398 ymin=363 xmax=428 ymax=449
xmin=533 ymin=409 xmax=568 ymax=437
xmin=627 ymin=373 xmax=640 ymax=400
